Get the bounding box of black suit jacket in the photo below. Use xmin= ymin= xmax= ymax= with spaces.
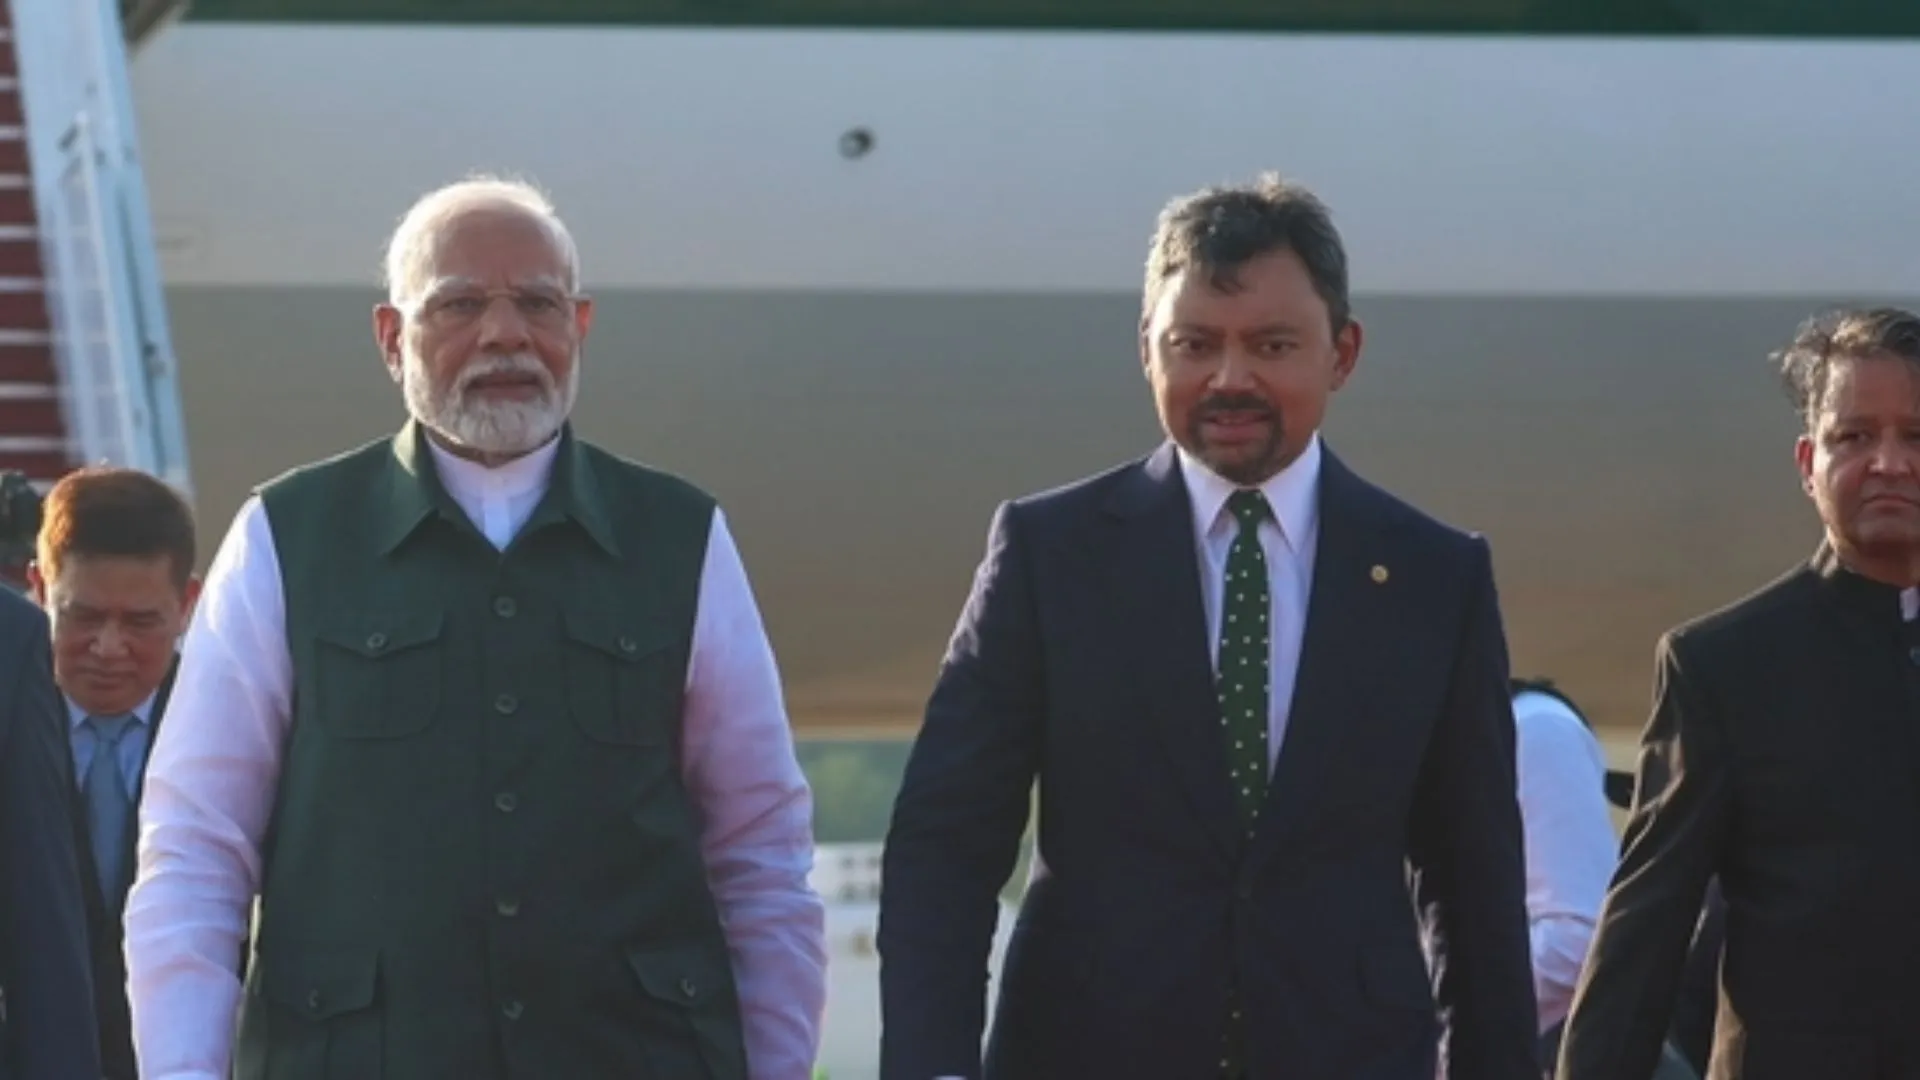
xmin=0 ymin=588 xmax=101 ymax=1080
xmin=1669 ymin=877 xmax=1726 ymax=1076
xmin=878 ymin=443 xmax=1538 ymax=1079
xmin=1558 ymin=545 xmax=1920 ymax=1080
xmin=75 ymin=658 xmax=175 ymax=1080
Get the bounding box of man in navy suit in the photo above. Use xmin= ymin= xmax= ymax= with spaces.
xmin=878 ymin=174 xmax=1538 ymax=1080
xmin=28 ymin=465 xmax=198 ymax=1080
xmin=0 ymin=584 xmax=101 ymax=1080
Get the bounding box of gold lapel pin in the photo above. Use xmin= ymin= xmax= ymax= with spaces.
xmin=1370 ymin=564 xmax=1389 ymax=584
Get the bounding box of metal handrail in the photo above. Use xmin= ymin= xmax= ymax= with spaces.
xmin=14 ymin=0 xmax=194 ymax=498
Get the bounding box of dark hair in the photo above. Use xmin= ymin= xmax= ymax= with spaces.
xmin=1774 ymin=306 xmax=1920 ymax=430
xmin=36 ymin=466 xmax=197 ymax=588
xmin=1142 ymin=171 xmax=1350 ymax=329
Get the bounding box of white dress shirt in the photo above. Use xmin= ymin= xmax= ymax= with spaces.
xmin=1177 ymin=434 xmax=1321 ymax=768
xmin=125 ymin=434 xmax=827 ymax=1079
xmin=1510 ymin=689 xmax=1616 ymax=1033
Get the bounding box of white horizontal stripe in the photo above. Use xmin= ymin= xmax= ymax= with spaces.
xmin=132 ymin=25 xmax=1920 ymax=296
xmin=0 ymin=434 xmax=65 ymax=452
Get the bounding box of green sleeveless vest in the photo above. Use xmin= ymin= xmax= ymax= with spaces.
xmin=232 ymin=421 xmax=749 ymax=1080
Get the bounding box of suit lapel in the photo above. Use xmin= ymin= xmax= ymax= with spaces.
xmin=117 ymin=655 xmax=176 ymax=906
xmin=1100 ymin=443 xmax=1244 ymax=862
xmin=1253 ymin=451 xmax=1398 ymax=858
xmin=134 ymin=654 xmax=176 ymax=798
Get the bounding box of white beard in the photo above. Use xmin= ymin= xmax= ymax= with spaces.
xmin=402 ymin=349 xmax=577 ymax=457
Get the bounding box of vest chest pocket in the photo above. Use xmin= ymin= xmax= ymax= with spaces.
xmin=310 ymin=613 xmax=445 ymax=739
xmin=562 ymin=610 xmax=676 ymax=746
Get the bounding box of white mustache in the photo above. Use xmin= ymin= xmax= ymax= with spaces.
xmin=455 ymin=353 xmax=554 ymax=397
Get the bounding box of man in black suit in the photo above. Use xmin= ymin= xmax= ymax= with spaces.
xmin=27 ymin=466 xmax=198 ymax=1080
xmin=878 ymin=174 xmax=1538 ymax=1080
xmin=0 ymin=585 xmax=101 ymax=1080
xmin=1557 ymin=307 xmax=1920 ymax=1080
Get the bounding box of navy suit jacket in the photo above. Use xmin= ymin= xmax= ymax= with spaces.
xmin=0 ymin=587 xmax=101 ymax=1080
xmin=878 ymin=443 xmax=1538 ymax=1080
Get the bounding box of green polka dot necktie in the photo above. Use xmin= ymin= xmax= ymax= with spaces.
xmin=1217 ymin=489 xmax=1271 ymax=834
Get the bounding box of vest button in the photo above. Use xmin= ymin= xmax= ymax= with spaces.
xmin=365 ymin=632 xmax=387 ymax=651
xmin=618 ymin=635 xmax=638 ymax=654
xmin=306 ymin=989 xmax=323 ymax=1012
xmin=679 ymin=977 xmax=698 ymax=999
xmin=496 ymin=896 xmax=520 ymax=917
xmin=502 ymin=999 xmax=524 ymax=1021
xmin=495 ymin=792 xmax=517 ymax=813
xmin=493 ymin=596 xmax=517 ymax=618
xmin=494 ymin=693 xmax=518 ymax=715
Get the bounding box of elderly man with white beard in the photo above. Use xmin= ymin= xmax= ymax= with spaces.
xmin=123 ymin=176 xmax=827 ymax=1080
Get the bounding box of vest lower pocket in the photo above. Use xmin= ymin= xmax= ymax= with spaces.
xmin=624 ymin=942 xmax=748 ymax=1079
xmin=240 ymin=946 xmax=384 ymax=1080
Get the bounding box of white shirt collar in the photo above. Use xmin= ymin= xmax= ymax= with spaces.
xmin=1176 ymin=432 xmax=1323 ymax=554
xmin=425 ymin=432 xmax=559 ymax=504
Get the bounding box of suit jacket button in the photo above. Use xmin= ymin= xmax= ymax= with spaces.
xmin=679 ymin=977 xmax=698 ymax=999
xmin=307 ymin=989 xmax=322 ymax=1012
xmin=365 ymin=632 xmax=387 ymax=651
